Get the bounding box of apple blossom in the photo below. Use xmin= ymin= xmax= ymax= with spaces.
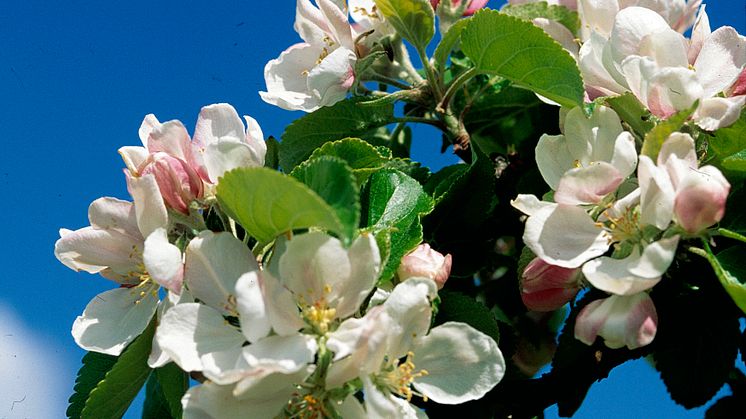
xmin=431 ymin=0 xmax=489 ymax=16
xmin=521 ymin=257 xmax=581 ymax=312
xmin=574 ymin=292 xmax=658 ymax=349
xmin=397 ymin=243 xmax=452 ymax=289
xmin=261 ymin=0 xmax=358 ymax=112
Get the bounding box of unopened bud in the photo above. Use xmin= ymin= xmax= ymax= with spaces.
xmin=398 ymin=244 xmax=452 ymax=289
xmin=521 ymin=257 xmax=581 ymax=312
xmin=674 ymin=166 xmax=729 ymax=234
xmin=140 ymin=152 xmax=204 ymax=214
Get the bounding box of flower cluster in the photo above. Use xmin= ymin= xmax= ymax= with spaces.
xmin=55 ymin=103 xmax=504 ymax=417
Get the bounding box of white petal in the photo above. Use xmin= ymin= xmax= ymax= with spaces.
xmin=146 ymin=120 xmax=193 ymax=163
xmin=534 ymin=18 xmax=579 ymax=58
xmin=148 ymin=290 xmax=193 ymax=368
xmin=72 ymin=284 xmax=159 ymax=356
xmin=523 ymin=205 xmax=609 ymax=268
xmin=204 ymin=139 xmax=263 ymax=183
xmin=335 ymin=233 xmax=381 ymax=318
xmin=125 ymin=172 xmax=168 ymax=238
xmin=307 ymin=47 xmax=356 ymax=108
xmin=609 ymin=7 xmax=672 ymax=65
xmin=295 ymin=0 xmax=329 ymax=45
xmin=87 ymin=197 xmax=140 ymax=238
xmin=155 ymin=303 xmax=244 ymax=372
xmin=510 ymin=194 xmax=556 ymax=217
xmin=638 ymin=156 xmax=675 ymax=229
xmin=335 ymin=395 xmax=367 ymax=419
xmin=118 ymin=146 xmax=149 ymax=174
xmin=260 ymin=43 xmax=320 ymax=112
xmin=535 ymin=134 xmax=574 ymax=190
xmin=184 ymin=231 xmax=259 ymax=315
xmin=579 ymin=31 xmax=626 ymax=97
xmin=579 ymin=0 xmax=619 ymax=37
xmin=138 ymin=114 xmax=161 ymax=146
xmin=261 ymin=271 xmax=305 ymax=335
xmin=574 ymin=293 xmax=658 ymax=349
xmin=362 ymin=376 xmax=421 ymax=419
xmin=383 ymin=278 xmax=438 ymax=359
xmin=182 ymin=381 xmax=291 ymax=419
xmin=688 ymin=5 xmax=711 ymax=64
xmin=609 ymin=131 xmax=638 ymax=180
xmin=317 ymin=0 xmax=354 ymax=49
xmin=412 ymin=322 xmax=505 ymax=404
xmin=583 ymin=252 xmax=659 ymax=296
xmin=638 ymin=29 xmax=689 ymax=68
xmin=143 ymin=228 xmax=184 ymax=294
xmin=235 ymin=272 xmax=271 ymax=343
xmin=694 ymin=26 xmax=746 ymax=98
xmin=628 ymin=236 xmax=680 ymax=278
xmin=694 ymin=96 xmax=746 ymax=131
xmin=244 ymin=115 xmax=267 ymax=163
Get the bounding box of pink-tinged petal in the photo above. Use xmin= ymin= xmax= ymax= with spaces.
xmin=54 ymin=226 xmax=143 ymax=284
xmin=535 ymin=134 xmax=575 ymax=190
xmin=141 ymin=152 xmax=203 ymax=214
xmin=464 ymin=0 xmax=489 ymax=15
xmin=694 ymin=26 xmax=746 ymax=98
xmin=125 ymin=172 xmax=169 ymax=238
xmin=184 ymin=231 xmax=259 ymax=315
xmin=524 ymin=205 xmax=610 ymax=268
xmin=688 ymin=5 xmax=710 ymax=64
xmin=413 ymin=322 xmax=505 ymax=404
xmin=87 ymin=197 xmax=140 ymax=239
xmin=511 ymin=194 xmax=556 ymax=217
xmin=146 ymin=120 xmax=194 ymax=163
xmin=138 ymin=114 xmax=161 ymax=146
xmin=521 ymin=257 xmax=581 ymax=311
xmin=555 ymin=162 xmax=624 ymax=205
xmin=155 ymin=303 xmax=244 ymax=372
xmin=575 ymin=293 xmax=658 ymax=349
xmin=260 ymin=43 xmax=321 ymax=112
xmin=307 ymin=47 xmax=356 ymax=108
xmin=638 ymin=156 xmax=675 ymax=229
xmin=235 ymin=272 xmax=271 ymax=343
xmin=398 ymin=243 xmax=452 ymax=289
xmin=579 ymin=32 xmax=626 ymax=98
xmin=694 ymin=96 xmax=746 ymax=131
xmin=674 ymin=165 xmax=730 ymax=233
xmin=317 ymin=0 xmax=354 ymax=49
xmin=118 ymin=146 xmax=149 ymax=174
xmin=143 ymin=228 xmax=184 ymax=294
xmin=647 ymin=67 xmax=702 ymax=118
xmin=728 ymin=67 xmax=746 ymax=96
xmin=72 ymin=284 xmax=159 ymax=356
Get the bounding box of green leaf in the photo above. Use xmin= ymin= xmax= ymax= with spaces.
xmin=501 ymin=1 xmax=581 ymax=36
xmin=154 ymin=363 xmax=189 ymax=418
xmin=361 ymin=169 xmax=435 ymax=282
xmin=263 ymin=136 xmax=280 ymax=170
xmin=81 ymin=319 xmax=156 ymax=419
xmin=424 ymin=164 xmax=469 ymax=200
xmin=721 ymin=149 xmax=746 ymax=172
xmin=710 ymin=109 xmax=746 ymax=157
xmin=67 ymin=352 xmax=118 ymax=419
xmin=605 ymin=92 xmax=655 ymax=138
xmin=461 ymin=10 xmax=584 ymax=108
xmin=435 ymin=290 xmax=500 ymax=344
xmin=374 ymin=0 xmax=435 ymax=51
xmin=280 ymin=98 xmax=395 ymax=172
xmin=692 ymin=242 xmax=746 ymax=315
xmin=217 ymin=167 xmax=345 ymax=243
xmin=308 ymin=138 xmax=391 ymax=185
xmin=434 ymin=17 xmax=471 ymax=71
xmin=142 ymin=373 xmax=173 ymax=419
xmin=641 ymin=104 xmax=697 ymax=160
xmin=291 ymin=156 xmax=361 ymax=242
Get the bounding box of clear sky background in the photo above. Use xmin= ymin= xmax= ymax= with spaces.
xmin=0 ymin=1 xmax=744 ymax=418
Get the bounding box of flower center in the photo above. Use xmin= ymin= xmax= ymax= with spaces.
xmin=375 ymin=352 xmax=429 ymax=402
xmin=300 ymin=284 xmax=336 ymax=334
xmin=597 ymin=204 xmax=641 ymax=246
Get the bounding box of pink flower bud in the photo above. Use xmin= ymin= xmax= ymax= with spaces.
xmin=674 ymin=166 xmax=730 ymax=234
xmin=430 ymin=0 xmax=489 ymax=16
xmin=397 ymin=244 xmax=452 ymax=289
xmin=521 ymin=257 xmax=581 ymax=312
xmin=140 ymin=152 xmax=204 ymax=215
xmin=574 ymin=293 xmax=658 ymax=350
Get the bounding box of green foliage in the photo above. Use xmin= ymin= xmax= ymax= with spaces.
xmin=501 ymin=1 xmax=581 ymax=36
xmin=435 ymin=290 xmax=501 ymax=344
xmin=374 ymin=0 xmax=435 ymax=51
xmin=709 ymin=109 xmax=746 ymax=158
xmin=264 ymin=136 xmax=280 ymax=170
xmin=217 ymin=167 xmax=347 ymax=243
xmin=80 ymin=319 xmax=156 ymax=419
xmin=279 ymin=98 xmax=395 ymax=172
xmin=142 ymin=363 xmax=189 ymax=419
xmin=605 ymin=92 xmax=655 ymax=138
xmin=361 ymin=169 xmax=435 ymax=282
xmin=460 ymin=10 xmax=584 ymax=108
xmin=291 ymin=156 xmax=361 ymax=242
xmin=640 ymin=104 xmax=697 ymax=160
xmin=434 ymin=17 xmax=471 ymax=71
xmin=67 ymin=352 xmax=118 ymax=418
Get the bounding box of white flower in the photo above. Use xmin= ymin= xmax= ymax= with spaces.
xmin=574 ymin=292 xmax=658 ymax=349
xmin=260 ymin=0 xmax=358 ymax=112
xmin=326 ymin=279 xmax=506 ymax=417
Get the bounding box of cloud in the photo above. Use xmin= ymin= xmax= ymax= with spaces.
xmin=0 ymin=304 xmax=69 ymax=419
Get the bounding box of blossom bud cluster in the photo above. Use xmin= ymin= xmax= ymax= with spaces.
xmin=513 ymin=104 xmax=730 ymax=350
xmin=55 ymin=102 xmax=504 ymax=417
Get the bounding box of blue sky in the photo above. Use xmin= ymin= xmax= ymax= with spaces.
xmin=0 ymin=0 xmax=744 ymax=417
